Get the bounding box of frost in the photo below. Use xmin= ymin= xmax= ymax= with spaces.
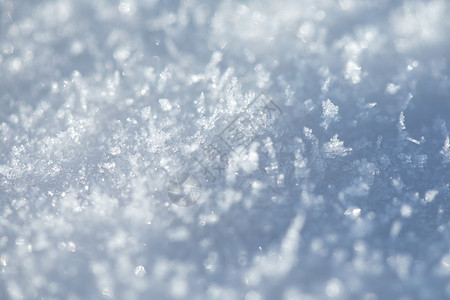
xmin=1 ymin=0 xmax=450 ymax=299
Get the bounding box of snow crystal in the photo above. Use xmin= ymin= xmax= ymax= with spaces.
xmin=323 ymin=134 xmax=352 ymax=158
xmin=320 ymin=98 xmax=340 ymax=130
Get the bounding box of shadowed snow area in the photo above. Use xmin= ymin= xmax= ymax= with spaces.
xmin=1 ymin=0 xmax=450 ymax=299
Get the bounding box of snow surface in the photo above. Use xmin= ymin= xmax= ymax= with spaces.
xmin=1 ymin=0 xmax=450 ymax=299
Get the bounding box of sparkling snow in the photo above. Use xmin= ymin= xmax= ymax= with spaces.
xmin=1 ymin=0 xmax=450 ymax=299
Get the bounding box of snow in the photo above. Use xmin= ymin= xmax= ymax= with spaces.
xmin=321 ymin=99 xmax=340 ymax=130
xmin=323 ymin=134 xmax=352 ymax=158
xmin=1 ymin=0 xmax=450 ymax=299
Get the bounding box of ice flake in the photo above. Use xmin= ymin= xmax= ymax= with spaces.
xmin=441 ymin=136 xmax=450 ymax=163
xmin=323 ymin=134 xmax=352 ymax=158
xmin=320 ymin=99 xmax=340 ymax=130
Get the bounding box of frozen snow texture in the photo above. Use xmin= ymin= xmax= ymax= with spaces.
xmin=1 ymin=0 xmax=450 ymax=299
